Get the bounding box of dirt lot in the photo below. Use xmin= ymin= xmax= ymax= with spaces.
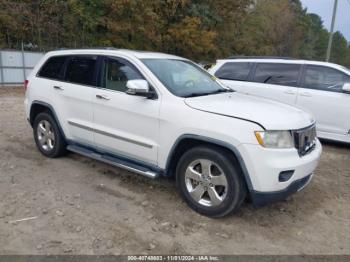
xmin=0 ymin=86 xmax=349 ymax=255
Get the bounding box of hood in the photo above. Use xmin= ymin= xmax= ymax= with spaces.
xmin=184 ymin=92 xmax=315 ymax=130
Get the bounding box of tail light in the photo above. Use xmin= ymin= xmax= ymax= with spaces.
xmin=24 ymin=80 xmax=29 ymax=91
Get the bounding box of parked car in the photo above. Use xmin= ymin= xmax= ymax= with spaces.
xmin=24 ymin=49 xmax=322 ymax=217
xmin=209 ymin=57 xmax=350 ymax=144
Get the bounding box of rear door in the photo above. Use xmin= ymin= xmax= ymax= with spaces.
xmin=57 ymin=55 xmax=98 ymax=144
xmin=92 ymin=56 xmax=160 ymax=165
xmin=297 ymin=65 xmax=350 ymax=136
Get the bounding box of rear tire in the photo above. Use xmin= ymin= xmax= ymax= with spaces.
xmin=176 ymin=146 xmax=246 ymax=218
xmin=33 ymin=112 xmax=67 ymax=158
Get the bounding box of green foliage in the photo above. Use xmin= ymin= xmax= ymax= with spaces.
xmin=331 ymin=32 xmax=349 ymax=65
xmin=0 ymin=0 xmax=349 ymax=66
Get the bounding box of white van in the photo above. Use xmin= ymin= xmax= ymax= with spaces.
xmin=210 ymin=57 xmax=350 ymax=143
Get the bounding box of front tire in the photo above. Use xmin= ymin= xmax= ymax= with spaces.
xmin=33 ymin=112 xmax=67 ymax=158
xmin=176 ymin=146 xmax=246 ymax=218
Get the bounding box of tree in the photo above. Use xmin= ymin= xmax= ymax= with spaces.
xmin=234 ymin=0 xmax=298 ymax=56
xmin=0 ymin=0 xmax=349 ymax=66
xmin=330 ymin=31 xmax=349 ymax=65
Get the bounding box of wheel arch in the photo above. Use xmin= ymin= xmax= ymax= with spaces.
xmin=30 ymin=101 xmax=66 ymax=140
xmin=164 ymin=134 xmax=254 ymax=191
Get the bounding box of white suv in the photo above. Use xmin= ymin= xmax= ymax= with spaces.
xmin=24 ymin=49 xmax=322 ymax=217
xmin=209 ymin=57 xmax=350 ymax=143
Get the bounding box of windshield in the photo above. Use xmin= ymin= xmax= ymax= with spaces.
xmin=142 ymin=59 xmax=230 ymax=97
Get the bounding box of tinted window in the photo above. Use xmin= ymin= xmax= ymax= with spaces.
xmin=101 ymin=58 xmax=144 ymax=92
xmin=65 ymin=56 xmax=97 ymax=86
xmin=38 ymin=56 xmax=66 ymax=80
xmin=303 ymin=65 xmax=350 ymax=92
xmin=215 ymin=62 xmax=252 ymax=81
xmin=253 ymin=63 xmax=301 ymax=87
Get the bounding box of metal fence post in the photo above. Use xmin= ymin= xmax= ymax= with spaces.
xmin=21 ymin=42 xmax=26 ymax=81
xmin=0 ymin=50 xmax=4 ymax=86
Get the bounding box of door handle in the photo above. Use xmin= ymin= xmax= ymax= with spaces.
xmin=53 ymin=85 xmax=64 ymax=91
xmin=96 ymin=94 xmax=110 ymax=100
xmin=284 ymin=90 xmax=295 ymax=95
xmin=300 ymin=92 xmax=312 ymax=97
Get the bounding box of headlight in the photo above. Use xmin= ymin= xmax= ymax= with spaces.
xmin=255 ymin=130 xmax=294 ymax=148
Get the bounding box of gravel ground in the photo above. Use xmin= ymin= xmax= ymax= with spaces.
xmin=0 ymin=86 xmax=349 ymax=255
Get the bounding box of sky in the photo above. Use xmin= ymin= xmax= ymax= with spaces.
xmin=301 ymin=0 xmax=350 ymax=42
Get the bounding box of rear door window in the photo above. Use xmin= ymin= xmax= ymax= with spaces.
xmin=214 ymin=62 xmax=252 ymax=81
xmin=303 ymin=65 xmax=350 ymax=92
xmin=253 ymin=63 xmax=301 ymax=87
xmin=65 ymin=56 xmax=97 ymax=86
xmin=38 ymin=56 xmax=67 ymax=80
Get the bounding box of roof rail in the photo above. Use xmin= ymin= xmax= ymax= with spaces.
xmin=227 ymin=56 xmax=297 ymax=60
xmin=56 ymin=47 xmax=118 ymax=51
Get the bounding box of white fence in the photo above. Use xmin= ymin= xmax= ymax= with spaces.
xmin=0 ymin=50 xmax=44 ymax=86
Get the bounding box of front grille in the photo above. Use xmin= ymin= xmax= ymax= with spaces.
xmin=293 ymin=125 xmax=317 ymax=157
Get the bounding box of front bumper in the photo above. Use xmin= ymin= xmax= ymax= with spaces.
xmin=250 ymin=174 xmax=313 ymax=207
xmin=238 ymin=139 xmax=322 ymax=206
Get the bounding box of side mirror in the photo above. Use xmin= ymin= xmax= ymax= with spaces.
xmin=342 ymin=83 xmax=350 ymax=93
xmin=126 ymin=80 xmax=154 ymax=98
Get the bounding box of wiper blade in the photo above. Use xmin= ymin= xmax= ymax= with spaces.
xmin=217 ymin=88 xmax=234 ymax=93
xmin=185 ymin=92 xmax=212 ymax=97
xmin=185 ymin=89 xmax=233 ymax=98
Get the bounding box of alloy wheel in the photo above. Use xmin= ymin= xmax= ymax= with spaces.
xmin=37 ymin=120 xmax=55 ymax=151
xmin=184 ymin=159 xmax=228 ymax=207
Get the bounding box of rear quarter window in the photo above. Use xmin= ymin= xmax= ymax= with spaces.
xmin=38 ymin=56 xmax=67 ymax=80
xmin=214 ymin=62 xmax=253 ymax=81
